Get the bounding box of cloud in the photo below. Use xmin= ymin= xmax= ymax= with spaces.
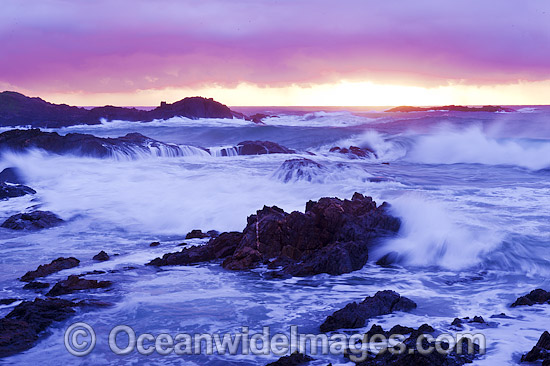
xmin=0 ymin=0 xmax=549 ymax=94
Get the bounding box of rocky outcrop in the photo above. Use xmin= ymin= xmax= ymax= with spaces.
xmin=521 ymin=331 xmax=550 ymax=364
xmin=46 ymin=275 xmax=112 ymax=296
xmin=386 ymin=105 xmax=515 ymax=113
xmin=149 ymin=193 xmax=401 ymax=277
xmin=237 ymin=141 xmax=295 ymax=155
xmin=0 ymin=91 xmax=243 ymax=127
xmin=185 ymin=229 xmax=209 ymax=239
xmin=511 ymin=289 xmax=550 ymax=307
xmin=273 ymin=158 xmax=326 ymax=183
xmin=0 ymin=182 xmax=36 ymax=200
xmin=0 ymin=298 xmax=76 ymax=357
xmin=20 ymin=257 xmax=80 ymax=282
xmin=330 ymin=146 xmax=377 ymax=158
xmin=92 ymin=251 xmax=110 ymax=261
xmin=320 ymin=290 xmax=416 ymax=332
xmin=266 ymin=352 xmax=314 ymax=366
xmin=22 ymin=282 xmax=50 ymax=290
xmin=0 ymin=167 xmax=26 ymax=184
xmin=1 ymin=210 xmax=64 ymax=230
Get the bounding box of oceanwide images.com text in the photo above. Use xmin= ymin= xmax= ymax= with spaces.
xmin=65 ymin=323 xmax=486 ymax=361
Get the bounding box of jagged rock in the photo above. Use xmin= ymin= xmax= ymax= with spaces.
xmin=149 ymin=193 xmax=400 ymax=277
xmin=148 ymin=232 xmax=244 ymax=266
xmin=237 ymin=140 xmax=295 ymax=155
xmin=521 ymin=331 xmax=550 ymax=363
xmin=511 ymin=289 xmax=550 ymax=307
xmin=0 ymin=91 xmax=242 ymax=127
xmin=185 ymin=229 xmax=209 ymax=239
xmin=249 ymin=113 xmax=274 ymax=124
xmin=0 ymin=182 xmax=36 ymax=200
xmin=274 ymin=158 xmax=326 ymax=183
xmin=20 ymin=257 xmax=80 ymax=282
xmin=320 ymin=290 xmax=416 ymax=332
xmin=266 ymin=351 xmax=314 ymax=366
xmin=46 ymin=275 xmax=112 ymax=296
xmin=92 ymin=251 xmax=110 ymax=261
xmin=330 ymin=146 xmax=377 ymax=158
xmin=0 ymin=298 xmax=76 ymax=357
xmin=22 ymin=282 xmax=50 ymax=290
xmin=1 ymin=210 xmax=63 ymax=230
xmin=386 ymin=105 xmax=516 ymax=113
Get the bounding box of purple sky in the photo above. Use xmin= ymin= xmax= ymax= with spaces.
xmin=0 ymin=0 xmax=549 ymax=104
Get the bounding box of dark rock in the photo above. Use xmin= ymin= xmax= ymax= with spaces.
xmin=22 ymin=282 xmax=50 ymax=290
xmin=375 ymin=252 xmax=399 ymax=267
xmin=148 ymin=232 xmax=244 ymax=266
xmin=386 ymin=105 xmax=516 ymax=113
xmin=149 ymin=241 xmax=161 ymax=247
xmin=266 ymin=351 xmax=314 ymax=366
xmin=79 ymin=270 xmax=106 ymax=276
xmin=330 ymin=146 xmax=377 ymax=158
xmin=185 ymin=229 xmax=209 ymax=239
xmin=490 ymin=313 xmax=512 ymax=319
xmin=0 ymin=91 xmax=242 ymax=128
xmin=248 ymin=113 xmax=274 ymax=124
xmin=388 ymin=325 xmax=415 ymax=335
xmin=92 ymin=251 xmax=110 ymax=261
xmin=1 ymin=210 xmax=63 ymax=230
xmin=274 ymin=158 xmax=326 ymax=183
xmin=320 ymin=290 xmax=417 ymax=332
xmin=21 ymin=257 xmax=80 ymax=282
xmin=521 ymin=331 xmax=550 ymax=363
xmin=237 ymin=140 xmax=295 ymax=155
xmin=148 ymin=193 xmax=401 ymax=278
xmin=0 ymin=129 xmax=188 ymax=158
xmin=46 ymin=275 xmax=112 ymax=296
xmin=207 ymin=230 xmax=220 ymax=238
xmin=0 ymin=182 xmax=36 ymax=200
xmin=0 ymin=298 xmax=76 ymax=357
xmin=511 ymin=289 xmax=550 ymax=307
xmin=0 ymin=167 xmax=26 ymax=184
xmin=0 ymin=298 xmax=18 ymax=305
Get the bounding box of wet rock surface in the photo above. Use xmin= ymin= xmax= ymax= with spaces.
xmin=266 ymin=351 xmax=314 ymax=366
xmin=274 ymin=158 xmax=326 ymax=183
xmin=511 ymin=289 xmax=550 ymax=307
xmin=320 ymin=290 xmax=417 ymax=332
xmin=185 ymin=229 xmax=209 ymax=239
xmin=0 ymin=182 xmax=36 ymax=200
xmin=1 ymin=210 xmax=63 ymax=230
xmin=92 ymin=251 xmax=110 ymax=261
xmin=237 ymin=140 xmax=295 ymax=155
xmin=46 ymin=275 xmax=112 ymax=296
xmin=22 ymin=281 xmax=50 ymax=290
xmin=20 ymin=257 xmax=80 ymax=282
xmin=330 ymin=146 xmax=377 ymax=158
xmin=521 ymin=331 xmax=550 ymax=363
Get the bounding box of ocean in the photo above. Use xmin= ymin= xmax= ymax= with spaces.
xmin=1 ymin=106 xmax=549 ymax=365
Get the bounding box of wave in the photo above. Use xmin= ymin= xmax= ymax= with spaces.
xmin=405 ymin=125 xmax=550 ymax=170
xmin=262 ymin=111 xmax=376 ymax=127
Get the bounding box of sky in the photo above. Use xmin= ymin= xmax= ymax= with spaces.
xmin=0 ymin=0 xmax=549 ymax=106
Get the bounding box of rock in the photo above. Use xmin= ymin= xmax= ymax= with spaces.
xmin=0 ymin=167 xmax=26 ymax=184
xmin=385 ymin=105 xmax=516 ymax=113
xmin=0 ymin=298 xmax=18 ymax=305
xmin=185 ymin=229 xmax=209 ymax=239
xmin=375 ymin=252 xmax=399 ymax=267
xmin=1 ymin=210 xmax=63 ymax=230
xmin=207 ymin=230 xmax=220 ymax=238
xmin=92 ymin=251 xmax=110 ymax=261
xmin=330 ymin=146 xmax=377 ymax=158
xmin=148 ymin=193 xmax=401 ymax=278
xmin=0 ymin=182 xmax=36 ymax=200
xmin=20 ymin=257 xmax=80 ymax=282
xmin=0 ymin=298 xmax=76 ymax=357
xmin=0 ymin=91 xmax=242 ymax=128
xmin=274 ymin=158 xmax=326 ymax=183
xmin=148 ymin=232 xmax=244 ymax=266
xmin=266 ymin=351 xmax=314 ymax=366
xmin=511 ymin=289 xmax=550 ymax=307
xmin=320 ymin=290 xmax=416 ymax=332
xmin=149 ymin=241 xmax=161 ymax=247
xmin=22 ymin=281 xmax=50 ymax=290
xmin=248 ymin=113 xmax=274 ymax=124
xmin=46 ymin=275 xmax=112 ymax=296
xmin=521 ymin=331 xmax=550 ymax=363
xmin=0 ymin=129 xmax=188 ymax=158
xmin=237 ymin=140 xmax=295 ymax=155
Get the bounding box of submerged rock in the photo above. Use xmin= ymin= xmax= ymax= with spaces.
xmin=274 ymin=158 xmax=326 ymax=183
xmin=20 ymin=257 xmax=80 ymax=282
xmin=1 ymin=210 xmax=63 ymax=230
xmin=521 ymin=331 xmax=550 ymax=363
xmin=0 ymin=298 xmax=76 ymax=357
xmin=266 ymin=351 xmax=314 ymax=365
xmin=149 ymin=193 xmax=400 ymax=277
xmin=320 ymin=290 xmax=417 ymax=332
xmin=47 ymin=275 xmax=112 ymax=296
xmin=22 ymin=281 xmax=50 ymax=290
xmin=0 ymin=182 xmax=36 ymax=200
xmin=237 ymin=140 xmax=295 ymax=155
xmin=330 ymin=146 xmax=377 ymax=158
xmin=511 ymin=289 xmax=550 ymax=307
